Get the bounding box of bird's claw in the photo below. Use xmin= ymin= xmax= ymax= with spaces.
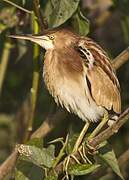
xmin=86 ymin=143 xmax=98 ymax=155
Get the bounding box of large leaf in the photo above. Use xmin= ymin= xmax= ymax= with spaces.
xmin=98 ymin=141 xmax=124 ymax=180
xmin=43 ymin=0 xmax=80 ymax=28
xmin=17 ymin=144 xmax=55 ymax=168
xmin=68 ymin=163 xmax=100 ymax=176
xmin=71 ymin=9 xmax=90 ymax=36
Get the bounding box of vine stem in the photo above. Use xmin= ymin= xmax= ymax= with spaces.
xmin=24 ymin=12 xmax=40 ymax=142
xmin=53 ymin=135 xmax=69 ymax=168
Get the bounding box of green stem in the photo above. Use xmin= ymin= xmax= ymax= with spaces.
xmin=53 ymin=136 xmax=68 ymax=168
xmin=24 ymin=12 xmax=40 ymax=142
xmin=0 ymin=39 xmax=12 ymax=95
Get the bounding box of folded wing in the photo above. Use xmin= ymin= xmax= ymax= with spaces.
xmin=76 ymin=38 xmax=121 ymax=114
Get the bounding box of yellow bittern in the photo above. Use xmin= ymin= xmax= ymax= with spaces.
xmin=9 ymin=28 xmax=121 ymax=152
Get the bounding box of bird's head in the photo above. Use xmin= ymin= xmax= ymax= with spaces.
xmin=9 ymin=29 xmax=78 ymax=50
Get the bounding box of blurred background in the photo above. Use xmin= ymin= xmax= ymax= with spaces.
xmin=0 ymin=0 xmax=129 ymax=179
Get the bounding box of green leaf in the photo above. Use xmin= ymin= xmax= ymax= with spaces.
xmin=15 ymin=161 xmax=44 ymax=180
xmin=17 ymin=144 xmax=55 ymax=168
xmin=43 ymin=0 xmax=80 ymax=28
xmin=71 ymin=9 xmax=90 ymax=36
xmin=15 ymin=170 xmax=29 ymax=180
xmin=26 ymin=138 xmax=43 ymax=148
xmin=98 ymin=141 xmax=124 ymax=180
xmin=68 ymin=164 xmax=100 ymax=176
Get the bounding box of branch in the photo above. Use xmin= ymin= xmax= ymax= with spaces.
xmin=89 ymin=108 xmax=129 ymax=147
xmin=54 ymin=108 xmax=129 ymax=175
xmin=33 ymin=0 xmax=47 ymax=31
xmin=0 ymin=149 xmax=18 ymax=180
xmin=112 ymin=46 xmax=129 ymax=69
xmin=31 ymin=108 xmax=68 ymax=139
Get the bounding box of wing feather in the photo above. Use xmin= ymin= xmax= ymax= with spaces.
xmin=87 ymin=66 xmax=121 ymax=113
xmin=76 ymin=38 xmax=121 ymax=114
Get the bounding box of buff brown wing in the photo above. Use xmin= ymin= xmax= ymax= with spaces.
xmin=86 ymin=66 xmax=121 ymax=114
xmin=76 ymin=38 xmax=121 ymax=114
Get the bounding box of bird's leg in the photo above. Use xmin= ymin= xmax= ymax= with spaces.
xmin=88 ymin=110 xmax=109 ymax=141
xmin=72 ymin=122 xmax=90 ymax=153
xmin=63 ymin=122 xmax=90 ymax=177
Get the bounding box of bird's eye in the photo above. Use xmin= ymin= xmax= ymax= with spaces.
xmin=48 ymin=35 xmax=54 ymax=40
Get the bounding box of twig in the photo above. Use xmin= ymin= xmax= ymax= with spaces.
xmin=0 ymin=39 xmax=12 ymax=95
xmin=2 ymin=0 xmax=32 ymax=14
xmin=112 ymin=46 xmax=129 ymax=69
xmin=33 ymin=0 xmax=47 ymax=31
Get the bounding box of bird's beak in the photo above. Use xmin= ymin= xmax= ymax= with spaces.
xmin=8 ymin=34 xmax=49 ymax=47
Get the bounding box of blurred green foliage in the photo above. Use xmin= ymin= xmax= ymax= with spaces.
xmin=0 ymin=0 xmax=129 ymax=179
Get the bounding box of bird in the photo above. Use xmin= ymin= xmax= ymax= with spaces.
xmin=9 ymin=28 xmax=121 ymax=151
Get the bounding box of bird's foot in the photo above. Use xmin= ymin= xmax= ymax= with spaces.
xmin=78 ymin=143 xmax=93 ymax=164
xmin=86 ymin=142 xmax=98 ymax=155
xmin=63 ymin=153 xmax=81 ymax=179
